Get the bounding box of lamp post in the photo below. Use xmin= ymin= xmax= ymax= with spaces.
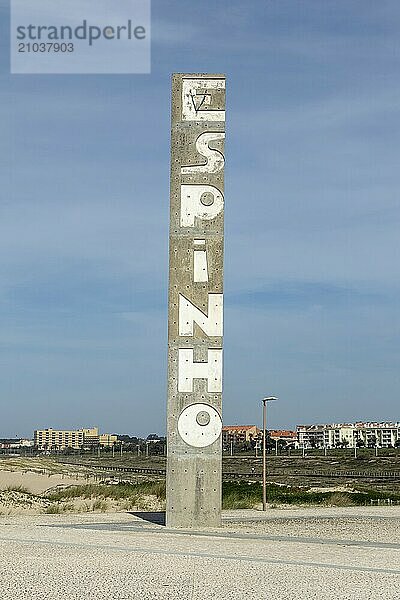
xmin=262 ymin=396 xmax=278 ymax=511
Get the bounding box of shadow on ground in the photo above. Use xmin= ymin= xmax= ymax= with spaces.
xmin=130 ymin=511 xmax=166 ymax=525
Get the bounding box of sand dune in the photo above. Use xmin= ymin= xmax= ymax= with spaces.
xmin=0 ymin=469 xmax=89 ymax=494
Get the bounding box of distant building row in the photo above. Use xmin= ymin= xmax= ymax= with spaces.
xmin=34 ymin=427 xmax=118 ymax=450
xmin=0 ymin=438 xmax=34 ymax=449
xmin=222 ymin=422 xmax=400 ymax=449
xmin=20 ymin=421 xmax=400 ymax=451
xmin=297 ymin=422 xmax=400 ymax=449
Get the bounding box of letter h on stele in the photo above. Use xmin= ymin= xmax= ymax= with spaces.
xmin=177 ymin=294 xmax=223 ymax=393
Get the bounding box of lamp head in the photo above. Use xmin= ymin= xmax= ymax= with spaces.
xmin=262 ymin=396 xmax=278 ymax=403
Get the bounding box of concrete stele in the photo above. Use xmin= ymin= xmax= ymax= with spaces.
xmin=166 ymin=73 xmax=226 ymax=528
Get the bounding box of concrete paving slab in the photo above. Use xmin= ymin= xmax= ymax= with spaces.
xmin=0 ymin=508 xmax=399 ymax=599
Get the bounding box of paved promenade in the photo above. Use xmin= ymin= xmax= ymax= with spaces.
xmin=0 ymin=507 xmax=399 ymax=599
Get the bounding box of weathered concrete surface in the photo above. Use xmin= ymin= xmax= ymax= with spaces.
xmin=0 ymin=507 xmax=399 ymax=599
xmin=166 ymin=74 xmax=225 ymax=528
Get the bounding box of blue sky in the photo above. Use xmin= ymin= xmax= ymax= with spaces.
xmin=1 ymin=1 xmax=400 ymax=437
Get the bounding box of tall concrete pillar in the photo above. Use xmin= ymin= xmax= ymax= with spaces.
xmin=166 ymin=73 xmax=226 ymax=528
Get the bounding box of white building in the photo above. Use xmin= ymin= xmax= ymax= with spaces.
xmin=297 ymin=422 xmax=400 ymax=449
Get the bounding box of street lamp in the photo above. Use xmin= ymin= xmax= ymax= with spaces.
xmin=262 ymin=396 xmax=278 ymax=511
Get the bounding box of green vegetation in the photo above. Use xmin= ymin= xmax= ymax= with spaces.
xmin=222 ymin=482 xmax=262 ymax=509
xmin=2 ymin=455 xmax=400 ymax=515
xmin=6 ymin=478 xmax=400 ymax=513
xmin=222 ymin=481 xmax=400 ymax=509
xmin=44 ymin=503 xmax=74 ymax=514
xmin=91 ymin=499 xmax=108 ymax=512
xmin=47 ymin=481 xmax=166 ymax=502
xmin=41 ymin=481 xmax=167 ymax=514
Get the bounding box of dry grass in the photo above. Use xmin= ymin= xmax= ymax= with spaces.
xmin=47 ymin=481 xmax=165 ymax=502
xmin=2 ymin=472 xmax=400 ymax=515
xmin=6 ymin=485 xmax=30 ymax=494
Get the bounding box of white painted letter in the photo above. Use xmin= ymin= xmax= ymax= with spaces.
xmin=182 ymin=78 xmax=225 ymax=121
xmin=180 ymin=184 xmax=224 ymax=227
xmin=194 ymin=249 xmax=208 ymax=282
xmin=193 ymin=239 xmax=208 ymax=282
xmin=181 ymin=132 xmax=225 ymax=174
xmin=178 ymin=349 xmax=223 ymax=392
xmin=179 ymin=294 xmax=223 ymax=337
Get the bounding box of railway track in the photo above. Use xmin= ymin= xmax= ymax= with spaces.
xmin=56 ymin=460 xmax=400 ymax=481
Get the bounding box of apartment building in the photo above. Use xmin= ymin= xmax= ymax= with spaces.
xmin=269 ymin=430 xmax=298 ymax=447
xmin=297 ymin=422 xmax=400 ymax=449
xmin=222 ymin=427 xmax=298 ymax=448
xmin=34 ymin=427 xmax=117 ymax=450
xmin=222 ymin=425 xmax=261 ymax=446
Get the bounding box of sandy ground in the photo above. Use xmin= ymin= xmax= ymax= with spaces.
xmin=0 ymin=469 xmax=88 ymax=494
xmin=0 ymin=507 xmax=399 ymax=599
xmin=0 ymin=463 xmax=163 ymax=516
xmin=0 ymin=460 xmax=101 ymax=515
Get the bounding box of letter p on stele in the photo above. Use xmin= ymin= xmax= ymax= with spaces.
xmin=180 ymin=184 xmax=224 ymax=227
